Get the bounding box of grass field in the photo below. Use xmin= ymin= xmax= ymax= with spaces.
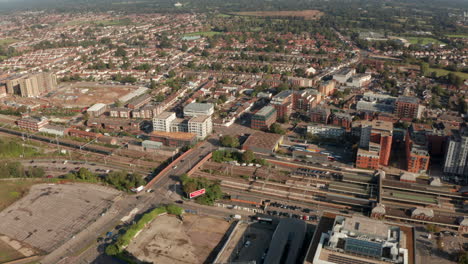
xmin=233 ymin=10 xmax=324 ymax=20
xmin=0 ymin=180 xmax=36 ymax=212
xmin=405 ymin=37 xmax=445 ymax=45
xmin=183 ymin=31 xmax=222 ymax=37
xmin=0 ymin=38 xmax=18 ymax=46
xmin=429 ymin=68 xmax=468 ymax=80
xmin=446 ymin=34 xmax=468 ymax=39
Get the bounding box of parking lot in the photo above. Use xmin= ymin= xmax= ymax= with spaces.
xmin=266 ymin=201 xmax=320 ymax=222
xmin=0 ymin=183 xmax=119 ymax=253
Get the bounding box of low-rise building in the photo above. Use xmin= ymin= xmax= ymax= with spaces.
xmin=307 ymin=124 xmax=345 ymax=138
xmin=183 ymin=102 xmax=214 ymax=117
xmin=242 ymin=131 xmax=283 ymax=155
xmin=87 ymin=103 xmax=107 ymax=118
xmin=149 ymin=131 xmax=197 ymax=147
xmin=39 ymin=124 xmax=69 ymax=137
xmin=18 ymin=117 xmax=49 ymax=131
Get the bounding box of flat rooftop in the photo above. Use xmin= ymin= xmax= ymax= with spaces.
xmin=150 ymin=131 xmax=196 ymax=140
xmin=342 ymin=216 xmax=389 ymax=238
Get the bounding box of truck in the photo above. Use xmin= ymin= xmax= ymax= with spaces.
xmin=232 ymin=214 xmax=242 ymax=220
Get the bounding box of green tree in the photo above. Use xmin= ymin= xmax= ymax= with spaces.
xmin=420 ymin=62 xmax=429 ymax=76
xmin=114 ymin=46 xmax=127 ymax=57
xmin=220 ymin=135 xmax=240 ymax=148
xmin=105 ymin=244 xmax=119 ymax=256
xmin=270 ymin=123 xmax=286 ymax=135
xmin=459 ymin=251 xmax=468 ymax=264
xmin=166 ymin=204 xmax=183 ymax=215
xmin=242 ymin=150 xmax=255 ymax=164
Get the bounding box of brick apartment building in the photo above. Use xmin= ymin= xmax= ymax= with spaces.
xmin=330 ymin=112 xmax=353 ymax=130
xmin=395 ymin=96 xmax=423 ymax=119
xmin=271 ymin=90 xmax=293 ymax=120
xmin=293 ymin=89 xmax=321 ymax=112
xmin=405 ymin=124 xmax=430 ymax=173
xmin=356 ymin=120 xmax=393 ymax=169
xmin=309 ymin=107 xmax=331 ymax=124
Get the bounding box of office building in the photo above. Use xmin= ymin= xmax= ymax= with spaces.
xmin=152 ymin=112 xmax=176 ymax=132
xmin=251 ymin=105 xmax=277 ymax=130
xmin=188 ymin=115 xmax=212 ymax=139
xmin=183 ymin=102 xmax=214 ymax=117
xmin=308 ymin=214 xmax=411 ymax=264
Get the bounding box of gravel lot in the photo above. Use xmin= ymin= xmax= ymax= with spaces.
xmin=0 ymin=183 xmax=119 ymax=253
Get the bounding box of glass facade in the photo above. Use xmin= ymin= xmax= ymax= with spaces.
xmin=344 ymin=237 xmax=383 ymax=258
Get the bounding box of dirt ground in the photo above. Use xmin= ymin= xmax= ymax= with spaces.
xmin=0 ymin=183 xmax=119 ymax=253
xmin=48 ymin=83 xmax=137 ymax=107
xmin=126 ymin=214 xmax=231 ymax=264
xmin=234 ymin=10 xmax=324 ymax=20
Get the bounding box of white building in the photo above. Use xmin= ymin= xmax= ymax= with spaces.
xmin=332 ymin=68 xmax=356 ymax=84
xmin=307 ymin=124 xmax=345 ymax=138
xmin=152 ymin=112 xmax=176 ymax=132
xmin=87 ymin=103 xmax=107 ymax=117
xmin=443 ymin=127 xmax=468 ymax=176
xmin=188 ymin=115 xmax=212 ymax=139
xmin=183 ymin=103 xmax=214 ymax=117
xmin=346 ymin=73 xmax=372 ymax=88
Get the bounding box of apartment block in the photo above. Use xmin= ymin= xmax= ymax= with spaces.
xmin=405 ymin=124 xmax=430 ymax=173
xmin=395 ymin=96 xmax=423 ymax=119
xmin=309 ymin=107 xmax=330 ymax=124
xmin=443 ymin=126 xmax=468 ymax=177
xmin=5 ymin=72 xmax=57 ymax=97
xmin=271 ymin=90 xmax=293 ymax=119
xmin=356 ymin=120 xmax=393 ymax=169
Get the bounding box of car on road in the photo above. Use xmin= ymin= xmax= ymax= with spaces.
xmin=175 ymin=200 xmax=184 ymax=204
xmin=173 ymin=165 xmax=178 ymax=169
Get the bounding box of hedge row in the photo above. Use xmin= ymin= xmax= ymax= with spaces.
xmin=105 ymin=205 xmax=182 ymax=256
